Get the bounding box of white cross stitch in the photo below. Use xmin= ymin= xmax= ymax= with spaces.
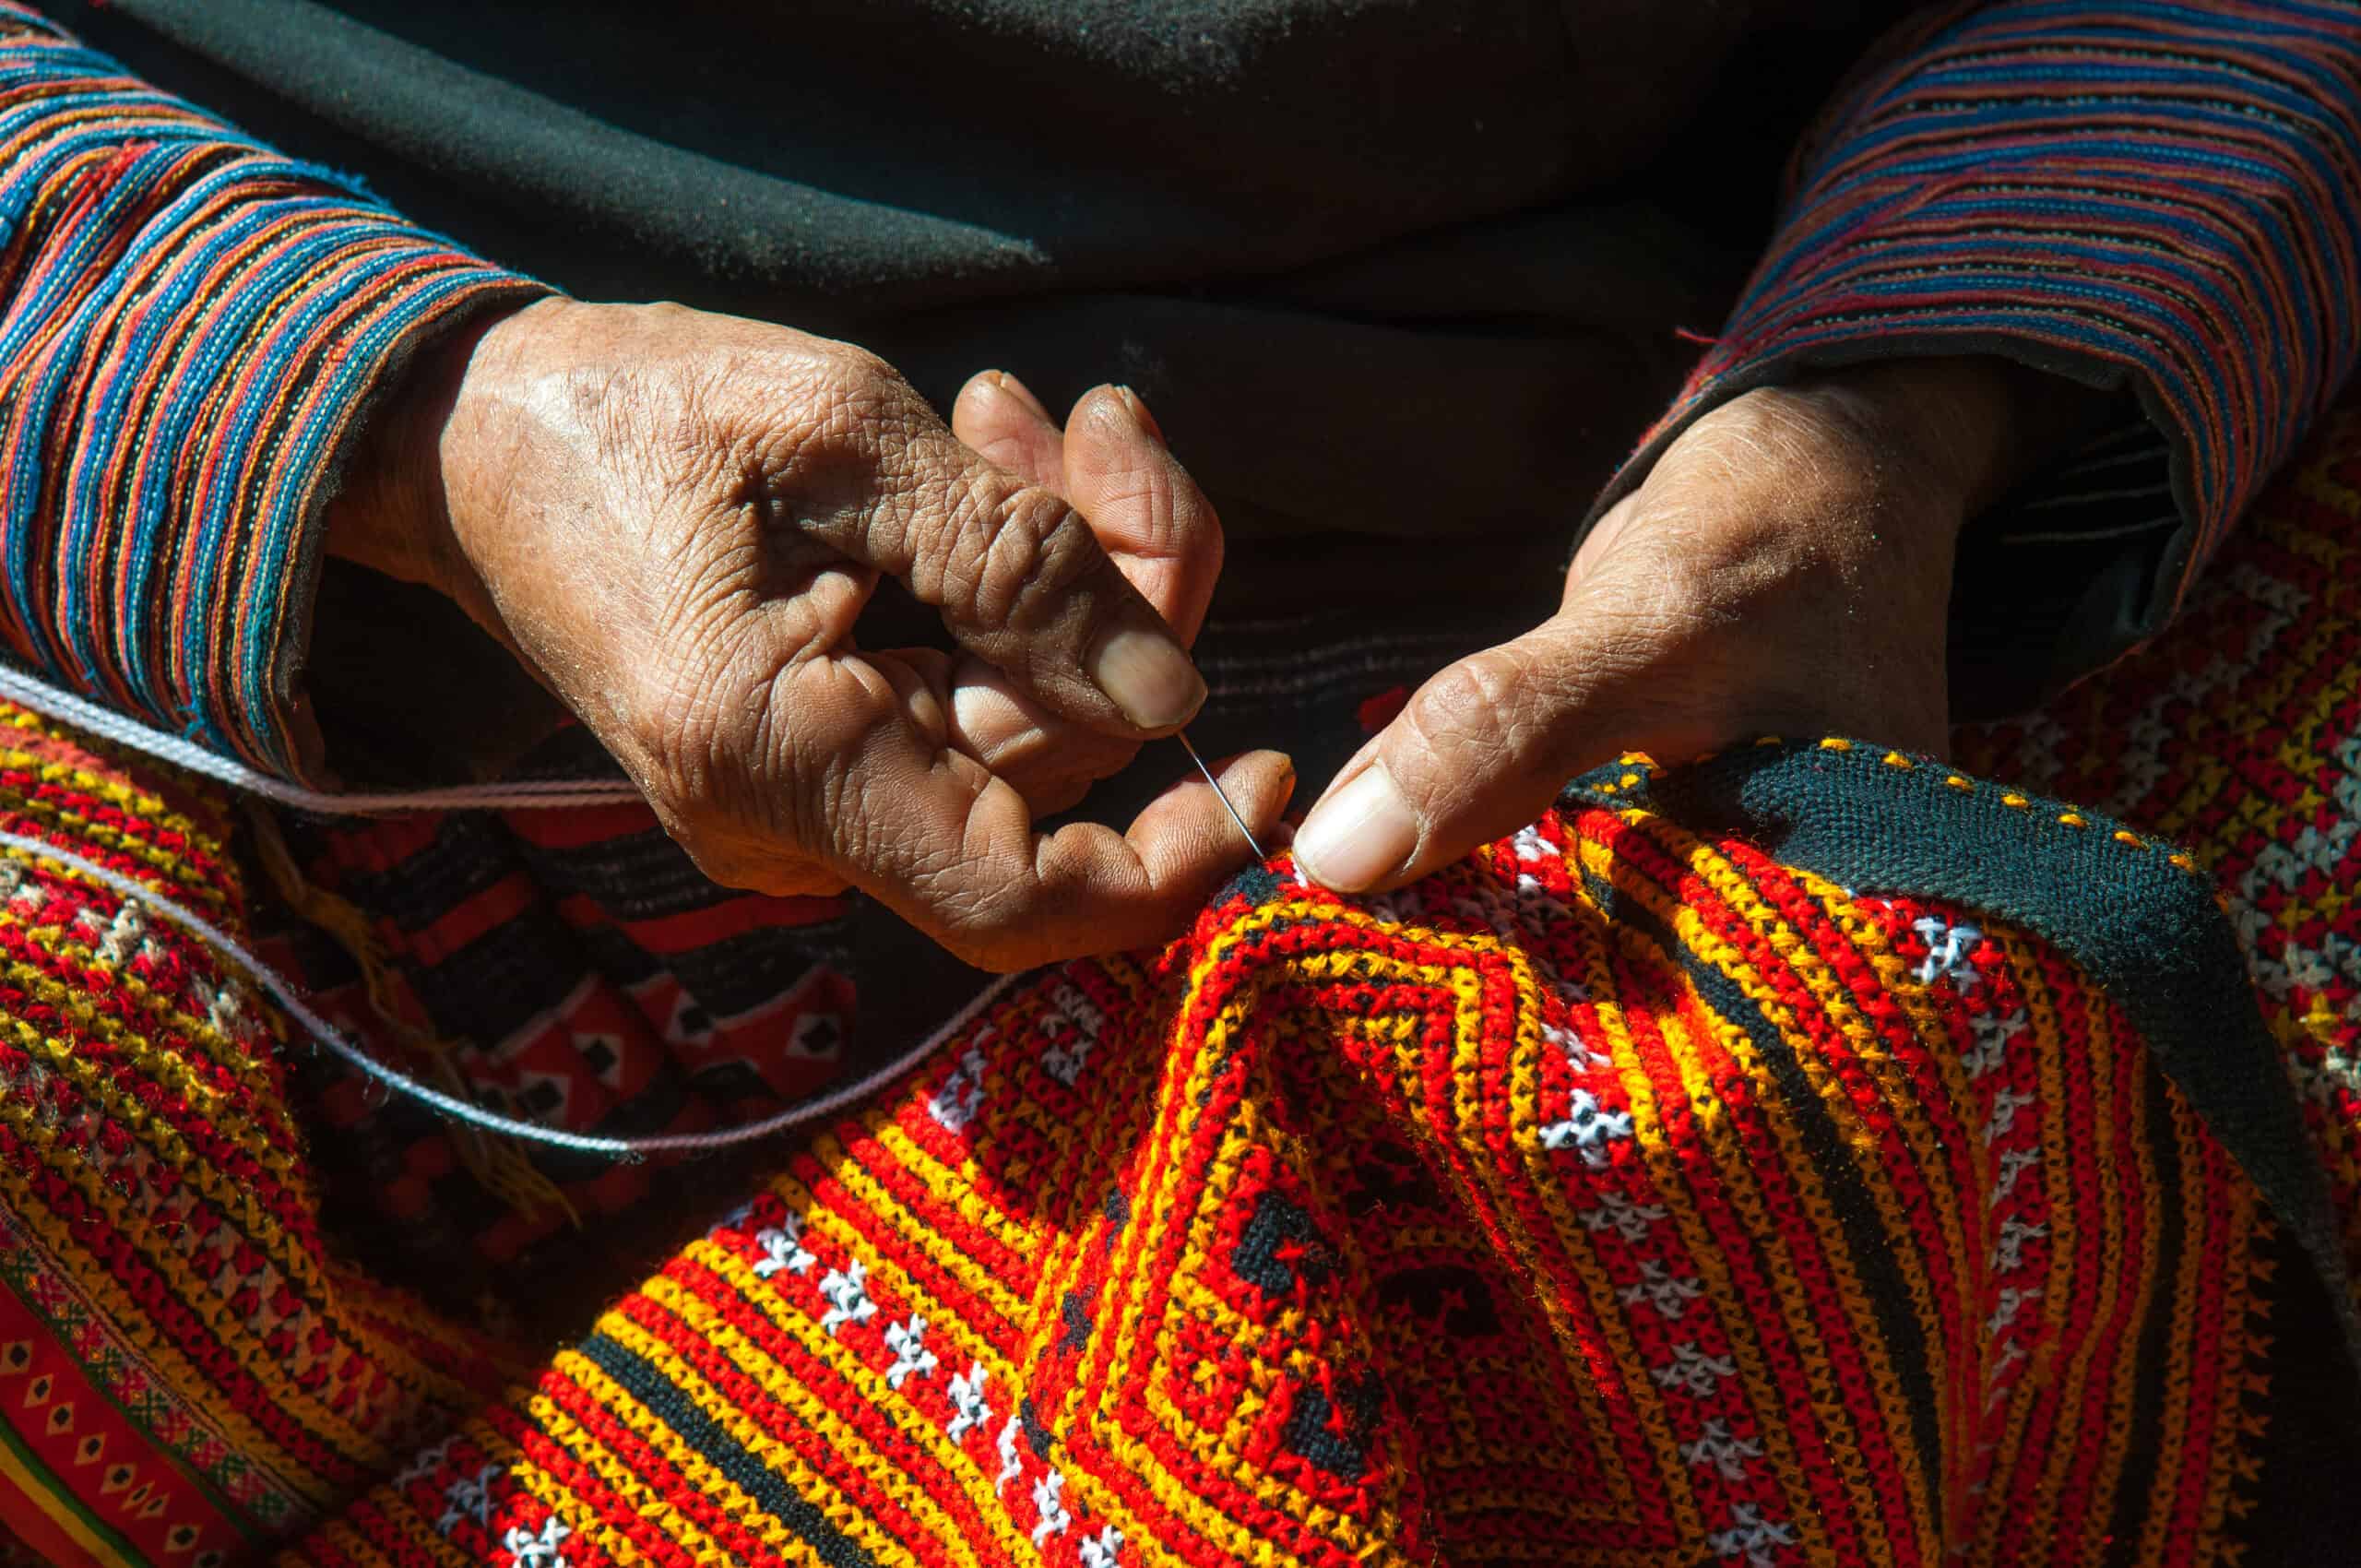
xmin=994 ymin=1413 xmax=1024 ymax=1495
xmin=1030 ymin=1470 xmax=1071 ymax=1544
xmin=1650 ymin=1340 xmax=1737 ymax=1398
xmin=818 ymin=1261 xmax=876 ymax=1336
xmin=1964 ymin=1008 xmax=2024 ymax=1079
xmin=1708 ymin=1503 xmax=1797 ymax=1566
xmin=1618 ymin=1259 xmax=1703 ymax=1321
xmin=1577 ymin=1190 xmax=1667 ymax=1242
xmin=1986 ymin=1285 xmax=2043 ymax=1337
xmin=205 ymin=980 xmax=245 ymax=1037
xmin=1990 ymin=1147 xmax=2042 ymax=1207
xmin=947 ymin=1363 xmax=991 ymax=1441
xmin=1913 ymin=915 xmax=1983 ymax=989
xmin=752 ymin=1217 xmax=816 ymax=1279
xmin=0 ymin=861 xmax=41 ymax=914
xmin=1542 ymin=1019 xmax=1608 ymax=1073
xmin=1991 ymin=1216 xmax=2047 ymax=1274
xmin=884 ymin=1314 xmax=938 ymax=1388
xmin=1541 ymin=1087 xmax=1632 ymax=1166
xmin=1679 ymin=1419 xmax=1763 ymax=1480
xmin=1079 ymin=1524 xmax=1125 ymax=1566
xmin=501 ymin=1516 xmax=571 ymax=1568
xmin=393 ymin=1437 xmax=454 ymax=1490
xmin=930 ymin=1046 xmax=988 ymax=1132
xmin=437 ymin=1461 xmax=504 ymax=1535
xmin=97 ymin=902 xmax=146 ymax=965
xmin=1982 ymin=1087 xmax=2035 ymax=1146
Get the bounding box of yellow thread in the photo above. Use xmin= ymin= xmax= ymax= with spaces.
xmin=245 ymin=807 xmax=577 ymax=1227
xmin=610 ymin=1294 xmax=987 ymax=1566
xmin=0 ymin=1156 xmax=362 ymax=1503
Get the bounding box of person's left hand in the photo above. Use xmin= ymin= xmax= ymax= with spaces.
xmin=1290 ymin=357 xmax=2086 ymax=894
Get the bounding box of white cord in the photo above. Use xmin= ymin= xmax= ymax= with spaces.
xmin=0 ymin=826 xmax=1007 ymax=1158
xmin=0 ymin=659 xmax=640 ymax=814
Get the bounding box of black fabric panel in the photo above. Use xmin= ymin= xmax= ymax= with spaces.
xmin=401 ymin=904 xmax=602 ymax=1046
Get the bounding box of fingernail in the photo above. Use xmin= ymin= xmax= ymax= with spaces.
xmin=1293 ymin=763 xmax=1417 ymax=892
xmin=1088 ymin=625 xmax=1205 ymax=728
xmin=991 ymin=371 xmax=1051 ymax=422
xmin=1114 ymin=386 xmax=1166 ymax=443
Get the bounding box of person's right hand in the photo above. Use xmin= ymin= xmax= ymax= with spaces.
xmin=330 ymin=297 xmax=1291 ymax=971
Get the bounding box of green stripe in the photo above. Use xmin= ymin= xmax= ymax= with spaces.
xmin=0 ymin=1386 xmax=149 ymax=1568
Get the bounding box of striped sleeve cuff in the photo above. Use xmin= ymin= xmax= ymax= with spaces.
xmin=1596 ymin=0 xmax=2361 ymax=658
xmin=0 ymin=6 xmax=550 ymax=783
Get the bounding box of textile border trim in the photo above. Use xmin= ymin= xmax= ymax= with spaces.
xmin=1585 ymin=737 xmax=2359 ymax=1371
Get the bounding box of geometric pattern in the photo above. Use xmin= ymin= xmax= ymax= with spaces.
xmin=16 ymin=398 xmax=2361 ymax=1562
xmin=1961 ymin=400 xmax=2361 ymax=1323
xmin=283 ymin=800 xmax=2278 ymax=1566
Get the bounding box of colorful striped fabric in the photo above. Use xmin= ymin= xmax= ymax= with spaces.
xmin=255 ymin=393 xmax=2361 ymax=1568
xmin=0 ymin=4 xmax=542 ymax=781
xmin=1609 ymin=0 xmax=2361 ymax=647
xmin=0 ymin=401 xmax=2355 ymax=1562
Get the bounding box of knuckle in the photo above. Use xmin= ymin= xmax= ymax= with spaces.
xmin=1402 ymin=643 xmax=1581 ymax=790
xmin=762 ymin=343 xmax=909 ymax=477
xmin=966 ymin=487 xmax=1094 ymax=629
xmin=1406 ymin=648 xmax=1528 ymax=749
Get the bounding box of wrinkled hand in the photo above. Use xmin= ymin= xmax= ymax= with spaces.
xmin=1292 ymin=358 xmax=2079 ymax=894
xmin=333 ymin=297 xmax=1291 ymax=969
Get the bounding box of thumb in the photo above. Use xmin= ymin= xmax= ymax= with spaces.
xmin=1291 ymin=622 xmax=1631 ymax=895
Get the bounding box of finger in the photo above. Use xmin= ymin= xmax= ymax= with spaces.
xmin=782 ymin=656 xmax=1291 ymax=968
xmin=951 ymin=371 xmax=1063 ymax=488
xmin=1290 ymin=617 xmax=1641 ymax=896
xmin=1058 ymin=386 xmax=1224 ymax=641
xmin=943 ymin=665 xmax=1124 ymax=815
xmin=797 ymin=392 xmax=1206 ymax=737
xmin=944 ymin=383 xmax=1225 ymax=808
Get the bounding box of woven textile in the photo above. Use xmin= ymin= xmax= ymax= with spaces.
xmin=0 ymin=711 xmax=529 ymax=1568
xmin=1958 ymin=400 xmax=2361 ymax=1331
xmin=282 ymin=823 xmax=2316 ymax=1568
xmin=0 ymin=407 xmax=2353 ymax=1562
xmin=3 ymin=0 xmax=2359 ymax=1344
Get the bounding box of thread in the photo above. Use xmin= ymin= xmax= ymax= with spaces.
xmin=0 ymin=659 xmax=638 ymax=814
xmin=0 ymin=825 xmax=1001 ymax=1159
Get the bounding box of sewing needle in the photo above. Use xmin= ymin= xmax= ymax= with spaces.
xmin=1176 ymin=730 xmax=1267 ymax=861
